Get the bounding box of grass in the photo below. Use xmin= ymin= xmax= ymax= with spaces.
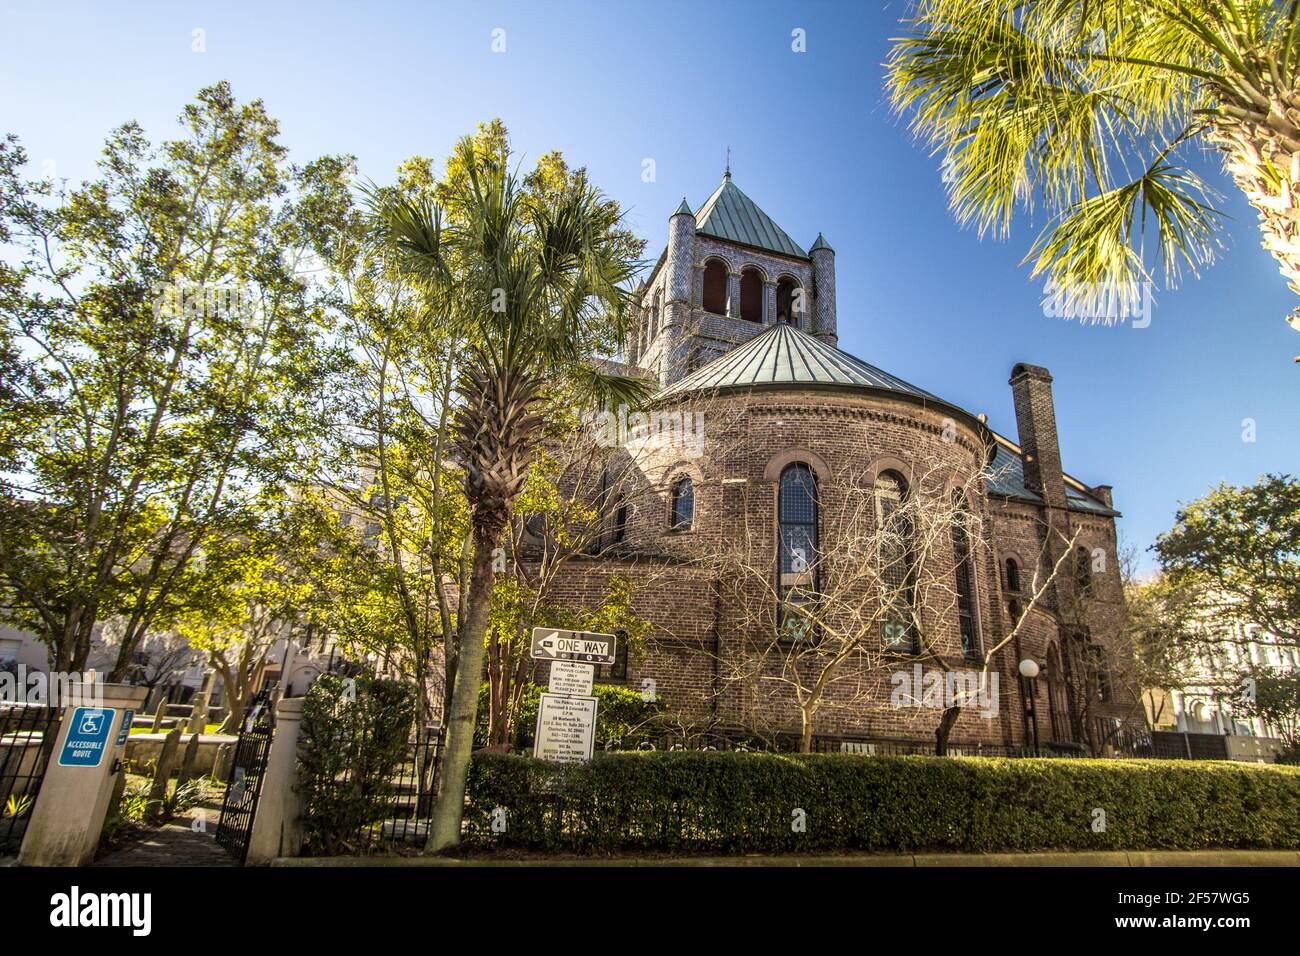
xmin=129 ymin=722 xmax=226 ymax=736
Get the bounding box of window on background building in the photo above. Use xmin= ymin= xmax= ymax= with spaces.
xmin=951 ymin=497 xmax=979 ymax=658
xmin=702 ymin=260 xmax=728 ymax=315
xmin=739 ymin=267 xmax=763 ymax=321
xmin=670 ymin=477 xmax=694 ymax=530
xmin=775 ymin=277 xmax=800 ymax=326
xmin=1004 ymin=557 xmax=1020 ymax=593
xmin=778 ymin=463 xmax=819 ymax=641
xmin=875 ymin=470 xmax=916 ymax=653
xmin=0 ymin=638 xmax=21 ymax=668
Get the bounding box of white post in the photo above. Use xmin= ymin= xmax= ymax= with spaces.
xmin=245 ymin=696 xmax=305 ymax=864
xmin=19 ymin=683 xmax=148 ymax=867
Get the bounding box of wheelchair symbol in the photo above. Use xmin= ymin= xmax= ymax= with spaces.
xmin=77 ymin=711 xmax=106 ymax=736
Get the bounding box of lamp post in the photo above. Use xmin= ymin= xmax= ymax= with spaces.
xmin=1019 ymin=658 xmax=1041 ymax=754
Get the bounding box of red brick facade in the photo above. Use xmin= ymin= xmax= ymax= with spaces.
xmin=539 ymin=377 xmax=1137 ymax=753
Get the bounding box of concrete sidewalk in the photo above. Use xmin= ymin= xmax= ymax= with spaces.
xmin=272 ymin=849 xmax=1300 ymax=867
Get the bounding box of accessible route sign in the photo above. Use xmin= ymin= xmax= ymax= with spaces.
xmin=58 ymin=707 xmax=117 ymax=768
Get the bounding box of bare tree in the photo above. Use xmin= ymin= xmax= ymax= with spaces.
xmin=702 ymin=460 xmax=1083 ymax=754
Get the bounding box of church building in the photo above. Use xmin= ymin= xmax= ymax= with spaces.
xmin=544 ymin=172 xmax=1135 ymax=754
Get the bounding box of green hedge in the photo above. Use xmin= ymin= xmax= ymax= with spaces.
xmin=464 ymin=751 xmax=1300 ymax=854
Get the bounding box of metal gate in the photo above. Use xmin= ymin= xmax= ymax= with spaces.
xmin=0 ymin=703 xmax=63 ymax=855
xmin=214 ymin=693 xmax=274 ymax=863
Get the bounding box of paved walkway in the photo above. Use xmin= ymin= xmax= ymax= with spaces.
xmin=93 ymin=798 xmax=234 ymax=868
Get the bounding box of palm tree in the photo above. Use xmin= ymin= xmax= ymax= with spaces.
xmin=887 ymin=0 xmax=1300 ymax=345
xmin=371 ymin=136 xmax=646 ymax=851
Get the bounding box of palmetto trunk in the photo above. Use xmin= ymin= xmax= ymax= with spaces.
xmin=1212 ymin=76 xmax=1300 ymax=332
xmin=426 ymin=362 xmax=543 ymax=853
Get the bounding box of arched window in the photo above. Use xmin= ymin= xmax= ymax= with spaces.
xmin=951 ymin=497 xmax=979 ymax=658
xmin=1073 ymin=546 xmax=1093 ymax=595
xmin=1004 ymin=558 xmax=1021 ymax=593
xmin=739 ymin=267 xmax=763 ymax=322
xmin=875 ymin=471 xmax=915 ymax=652
xmin=611 ymin=498 xmax=627 ymax=545
xmin=775 ymin=277 xmax=800 ymax=326
xmin=778 ymin=464 xmax=819 ymax=640
xmin=702 ymin=260 xmax=728 ymax=315
xmin=670 ymin=477 xmax=694 ymax=530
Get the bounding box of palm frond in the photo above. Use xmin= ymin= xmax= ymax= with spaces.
xmin=1027 ymin=158 xmax=1221 ymax=321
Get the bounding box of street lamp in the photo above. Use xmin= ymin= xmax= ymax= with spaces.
xmin=1019 ymin=659 xmax=1041 ymax=753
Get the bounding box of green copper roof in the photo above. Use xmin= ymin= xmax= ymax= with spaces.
xmin=673 ymin=198 xmax=693 ymax=216
xmin=809 ymin=233 xmax=833 ymax=252
xmin=657 ymin=323 xmax=939 ymax=401
xmin=694 ymin=177 xmax=807 ymax=259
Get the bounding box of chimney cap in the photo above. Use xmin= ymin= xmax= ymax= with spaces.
xmin=1009 ymin=362 xmax=1053 ymax=385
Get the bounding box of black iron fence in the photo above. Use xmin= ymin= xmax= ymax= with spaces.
xmin=0 ymin=703 xmax=63 ymax=855
xmin=214 ymin=694 xmax=275 ymax=863
xmin=348 ymin=730 xmax=442 ymax=851
xmin=588 ymin=726 xmax=1244 ymax=761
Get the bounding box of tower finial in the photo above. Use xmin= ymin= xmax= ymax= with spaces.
xmin=724 ymin=146 xmax=731 ymax=181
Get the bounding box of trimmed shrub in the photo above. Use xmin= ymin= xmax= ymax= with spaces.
xmin=464 ymin=751 xmax=1300 ymax=854
xmin=298 ymin=675 xmax=416 ymax=855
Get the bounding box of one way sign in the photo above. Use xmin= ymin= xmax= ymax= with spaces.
xmin=530 ymin=627 xmax=617 ymax=665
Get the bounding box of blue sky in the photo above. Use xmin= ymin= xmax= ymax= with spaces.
xmin=3 ymin=0 xmax=1296 ymax=571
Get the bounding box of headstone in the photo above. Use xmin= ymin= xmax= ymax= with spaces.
xmin=212 ymin=742 xmax=235 ymax=783
xmin=177 ymin=728 xmax=203 ymax=787
xmin=187 ymin=670 xmax=215 ymax=734
xmin=147 ymin=725 xmax=182 ymax=820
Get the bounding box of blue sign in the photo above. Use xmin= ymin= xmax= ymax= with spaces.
xmin=116 ymin=709 xmax=134 ymax=745
xmin=58 ymin=707 xmax=116 ymax=768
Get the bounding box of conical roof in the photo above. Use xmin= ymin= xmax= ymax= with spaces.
xmin=693 ymin=178 xmax=806 ymax=259
xmin=656 ymin=323 xmax=938 ymax=401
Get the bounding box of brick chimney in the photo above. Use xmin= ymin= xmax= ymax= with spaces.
xmin=1009 ymin=363 xmax=1066 ymax=509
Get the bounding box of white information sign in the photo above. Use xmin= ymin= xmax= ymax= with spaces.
xmin=548 ymin=660 xmax=595 ymax=697
xmin=533 ymin=693 xmax=597 ymax=763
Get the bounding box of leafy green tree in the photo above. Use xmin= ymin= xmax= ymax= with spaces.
xmin=0 ymin=83 xmax=348 ymax=675
xmin=1221 ymin=665 xmax=1300 ymax=750
xmin=1120 ymin=566 xmax=1203 ymax=727
xmin=1155 ymin=474 xmax=1300 ymax=649
xmin=887 ymin=1 xmax=1300 ymax=340
xmin=306 ymin=150 xmax=468 ymax=738
xmin=170 ymin=492 xmax=337 ymax=732
xmin=370 ymin=126 xmax=646 ymax=852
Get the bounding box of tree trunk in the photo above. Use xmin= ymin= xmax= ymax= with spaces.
xmin=935 ymin=705 xmax=961 ymax=756
xmin=799 ymin=709 xmax=814 ymax=754
xmin=425 ymin=522 xmax=502 ymax=853
xmin=1213 ymin=108 xmax=1300 ymax=333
